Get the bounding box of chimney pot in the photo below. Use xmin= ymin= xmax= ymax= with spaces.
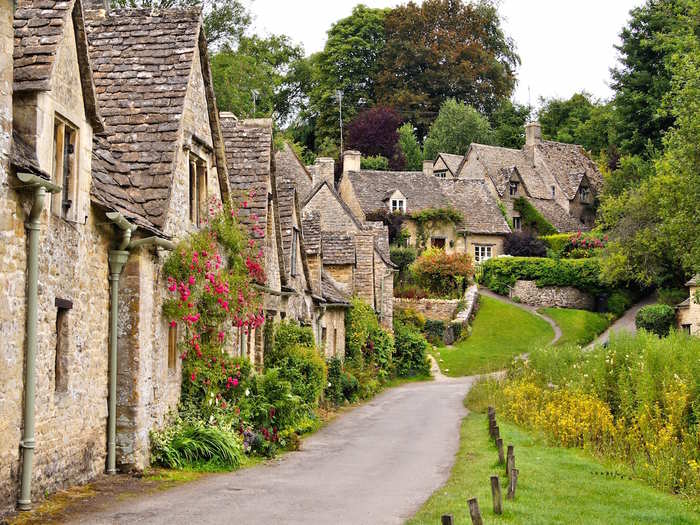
xmin=422 ymin=160 xmax=434 ymax=177
xmin=342 ymin=150 xmax=361 ymax=175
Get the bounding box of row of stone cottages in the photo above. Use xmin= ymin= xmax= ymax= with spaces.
xmin=0 ymin=0 xmax=395 ymax=513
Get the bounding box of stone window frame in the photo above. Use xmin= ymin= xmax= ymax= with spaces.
xmin=188 ymin=151 xmax=208 ymax=227
xmin=390 ymin=198 xmax=406 ymax=213
xmin=51 ymin=114 xmax=80 ymax=221
xmin=512 ymin=216 xmax=522 ymax=231
xmin=474 ymin=244 xmax=493 ymax=263
xmin=434 ymin=170 xmax=447 ymax=179
xmin=509 ymin=181 xmax=519 ymax=197
xmin=54 ymin=298 xmax=73 ymax=393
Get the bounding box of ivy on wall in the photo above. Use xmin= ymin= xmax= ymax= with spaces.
xmin=513 ymin=197 xmax=557 ymax=235
xmin=409 ymin=207 xmax=464 ymax=252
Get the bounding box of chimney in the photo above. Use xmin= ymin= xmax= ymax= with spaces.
xmin=525 ymin=121 xmax=542 ymax=148
xmin=422 ymin=160 xmax=434 ymax=177
xmin=312 ymin=157 xmax=335 ymax=188
xmin=83 ymin=0 xmax=110 ymax=12
xmin=342 ymin=150 xmax=361 ymax=175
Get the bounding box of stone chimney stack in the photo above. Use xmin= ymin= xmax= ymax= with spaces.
xmin=342 ymin=150 xmax=361 ymax=175
xmin=1 ymin=0 xmax=12 ymax=187
xmin=525 ymin=121 xmax=542 ymax=148
xmin=312 ymin=157 xmax=335 ymax=188
xmin=83 ymin=0 xmax=110 ymax=12
xmin=422 ymin=160 xmax=434 ymax=177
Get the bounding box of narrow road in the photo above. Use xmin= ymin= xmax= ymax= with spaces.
xmin=70 ymin=377 xmax=475 ymax=525
xmin=586 ymin=295 xmax=656 ymax=349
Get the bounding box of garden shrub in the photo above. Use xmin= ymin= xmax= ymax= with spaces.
xmin=393 ymin=284 xmax=430 ymax=300
xmin=605 ymin=289 xmax=635 ymax=318
xmin=412 ymin=248 xmax=474 ymax=297
xmin=539 ymin=233 xmax=571 ymax=255
xmin=394 ymin=307 xmax=426 ymax=331
xmin=270 ymin=344 xmax=327 ymax=406
xmin=390 ymin=245 xmax=416 ymax=279
xmin=268 ymin=321 xmax=315 ymax=366
xmin=345 ymin=298 xmax=380 ymax=361
xmin=513 ymin=197 xmax=557 ymax=235
xmin=393 ymin=324 xmax=431 ymax=377
xmin=635 ymin=304 xmax=677 ymax=337
xmin=325 ymin=357 xmax=345 ymax=406
xmin=503 ymin=231 xmax=548 ymax=257
xmin=480 ymin=256 xmax=603 ymax=296
xmin=423 ymin=319 xmax=446 ymax=345
xmin=540 ymin=231 xmax=608 ymax=259
xmin=658 ymin=288 xmax=689 ymax=306
xmin=361 ymin=154 xmax=390 ymax=170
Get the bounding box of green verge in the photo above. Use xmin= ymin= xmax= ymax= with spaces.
xmin=538 ymin=307 xmax=610 ymax=347
xmin=409 ymin=412 xmax=699 ymax=525
xmin=430 ymin=296 xmax=553 ymax=376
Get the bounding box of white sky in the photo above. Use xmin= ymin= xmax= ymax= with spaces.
xmin=249 ymin=0 xmax=645 ymax=106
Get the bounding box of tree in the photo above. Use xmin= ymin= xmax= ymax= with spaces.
xmin=210 ymin=35 xmax=304 ymax=122
xmin=345 ymin=106 xmax=403 ymax=169
xmin=423 ymin=99 xmax=494 ymax=160
xmin=110 ymin=0 xmax=251 ymax=50
xmin=376 ymin=0 xmax=519 ymax=137
xmin=308 ymin=5 xmax=390 ymax=148
xmin=397 ymin=123 xmax=423 ymax=170
xmin=490 ymin=99 xmax=530 ymax=149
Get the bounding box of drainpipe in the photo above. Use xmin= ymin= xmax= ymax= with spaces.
xmin=104 ymin=213 xmax=175 ymax=474
xmin=16 ymin=173 xmax=61 ymax=511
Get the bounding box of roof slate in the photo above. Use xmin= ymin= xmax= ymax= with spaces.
xmin=687 ymin=275 xmax=699 ymax=287
xmin=275 ymin=143 xmax=314 ymax=202
xmin=85 ymin=7 xmax=202 ymax=229
xmin=275 ymin=177 xmax=297 ymax=275
xmin=535 ymin=141 xmax=603 ymax=199
xmin=301 ymin=210 xmax=321 ymax=255
xmin=321 ymin=270 xmax=350 ymax=305
xmin=221 ymin=115 xmax=272 ymax=240
xmin=322 ymin=231 xmax=356 ymax=265
xmin=437 ymin=152 xmax=464 ymax=175
xmin=11 ymin=130 xmax=47 ymax=178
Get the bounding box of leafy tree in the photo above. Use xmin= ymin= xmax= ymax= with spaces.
xmin=360 ymin=155 xmax=390 ymax=170
xmin=210 ymin=35 xmax=304 ymax=122
xmin=308 ymin=5 xmax=390 ymax=148
xmin=376 ymin=0 xmax=519 ymax=137
xmin=423 ymin=99 xmax=494 ymax=160
xmin=490 ymin=99 xmax=530 ymax=149
xmin=110 ymin=0 xmax=251 ymax=49
xmin=346 ymin=106 xmax=403 ymax=169
xmin=397 ymin=123 xmax=423 ymax=170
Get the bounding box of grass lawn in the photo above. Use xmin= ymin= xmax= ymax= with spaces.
xmin=539 ymin=307 xmax=610 ymax=347
xmin=409 ymin=412 xmax=699 ymax=525
xmin=430 ymin=296 xmax=553 ymax=376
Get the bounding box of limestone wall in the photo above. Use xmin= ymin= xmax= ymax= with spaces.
xmin=305 ymin=184 xmax=359 ymax=232
xmin=320 ymin=308 xmax=346 ymax=359
xmin=393 ymin=297 xmax=461 ymax=322
xmin=510 ymin=280 xmax=594 ymax=310
xmin=677 ymin=285 xmax=700 ymax=336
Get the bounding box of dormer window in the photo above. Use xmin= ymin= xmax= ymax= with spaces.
xmin=435 ymin=170 xmax=447 ymax=178
xmin=551 ymin=185 xmax=556 ymax=198
xmin=509 ymin=181 xmax=519 ymax=196
xmin=52 ymin=115 xmax=79 ymax=220
xmin=189 ymin=153 xmax=208 ymax=227
xmin=579 ymin=186 xmax=590 ymax=203
xmin=391 ymin=198 xmax=406 ymax=213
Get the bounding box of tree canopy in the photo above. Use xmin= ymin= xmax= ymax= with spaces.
xmin=346 ymin=106 xmax=404 ymax=169
xmin=423 ymin=99 xmax=494 ymax=160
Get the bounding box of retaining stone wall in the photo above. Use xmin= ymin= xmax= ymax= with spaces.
xmin=510 ymin=280 xmax=594 ymax=310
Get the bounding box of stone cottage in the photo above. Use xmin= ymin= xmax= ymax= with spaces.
xmin=1 ymin=0 xmax=231 ymax=513
xmin=677 ymin=275 xmax=700 ymax=336
xmin=338 ymin=151 xmax=511 ymax=263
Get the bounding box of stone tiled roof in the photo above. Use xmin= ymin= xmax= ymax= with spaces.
xmin=687 ymin=275 xmax=699 ymax=287
xmin=275 ymin=177 xmax=296 ymax=276
xmin=529 ymin=197 xmax=589 ymax=232
xmin=321 ymin=270 xmax=350 ymax=305
xmin=322 ymin=232 xmax=355 ymax=265
xmin=275 ymin=143 xmax=313 ymax=202
xmin=85 ymin=7 xmax=203 ymax=229
xmin=345 ymin=170 xmax=510 ymax=235
xmin=221 ymin=115 xmax=272 ymax=240
xmin=14 ymin=0 xmax=103 ymax=131
xmin=437 ymin=153 xmax=464 ymax=175
xmin=535 ymin=141 xmax=603 ymax=199
xmin=90 ymin=135 xmax=161 ymax=234
xmin=302 ymin=211 xmax=321 ymax=255
xmin=302 ymin=180 xmax=366 ymax=232
xmin=11 ymin=130 xmax=47 ymax=179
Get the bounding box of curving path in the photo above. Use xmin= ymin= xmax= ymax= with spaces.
xmin=478 ymin=287 xmax=562 ymax=346
xmin=585 ymin=295 xmax=656 ymax=350
xmin=67 ymin=377 xmax=476 ymax=525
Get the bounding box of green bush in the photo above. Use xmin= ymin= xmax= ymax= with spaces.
xmin=361 ymin=154 xmax=390 ymax=170
xmin=367 ymin=326 xmax=394 ymax=380
xmin=480 ymin=256 xmax=603 ymax=295
xmin=270 ymin=344 xmax=327 ymax=406
xmin=394 ymin=307 xmax=426 ymax=331
xmin=390 ymin=246 xmax=416 ymax=278
xmin=325 ymin=356 xmax=345 ymax=406
xmin=424 ymin=319 xmax=446 ymax=345
xmin=345 ymin=298 xmax=380 ymax=361
xmin=513 ymin=197 xmax=557 ymax=235
xmin=605 ymin=289 xmax=635 ymax=318
xmin=412 ymin=248 xmax=474 ymax=298
xmin=151 ymin=420 xmax=243 ymax=470
xmin=394 ymin=324 xmax=431 ymax=377
xmin=658 ymin=288 xmax=689 ymax=306
xmin=539 ymin=233 xmax=571 ymax=255
xmin=268 ymin=321 xmax=315 ymax=366
xmin=635 ymin=304 xmax=677 ymax=337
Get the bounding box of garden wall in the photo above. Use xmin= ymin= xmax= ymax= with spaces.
xmin=393 ymin=297 xmax=460 ymax=322
xmin=510 ymin=280 xmax=594 ymax=310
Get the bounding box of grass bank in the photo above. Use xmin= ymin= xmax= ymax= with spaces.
xmin=539 ymin=307 xmax=610 ymax=347
xmin=430 ymin=296 xmax=553 ymax=376
xmin=409 ymin=411 xmax=699 ymax=524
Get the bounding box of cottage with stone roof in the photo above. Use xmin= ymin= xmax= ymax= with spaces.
xmin=677 ymin=275 xmax=700 ymax=336
xmin=0 ymin=0 xmax=231 ymax=512
xmin=338 ymin=151 xmax=511 ymax=263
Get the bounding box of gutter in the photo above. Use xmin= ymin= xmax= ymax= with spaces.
xmin=16 ymin=173 xmax=61 ymax=511
xmin=105 ymin=212 xmax=175 ymax=474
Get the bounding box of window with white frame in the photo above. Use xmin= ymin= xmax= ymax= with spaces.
xmin=435 ymin=170 xmax=447 ymax=178
xmin=512 ymin=216 xmax=522 ymax=231
xmin=52 ymin=116 xmax=79 ymax=219
xmin=391 ymin=198 xmax=406 ymax=213
xmin=474 ymin=244 xmax=493 ymax=263
xmin=509 ymin=181 xmax=519 ymax=196
xmin=189 ymin=153 xmax=208 ymax=227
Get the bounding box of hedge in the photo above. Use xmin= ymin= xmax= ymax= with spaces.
xmin=480 ymin=256 xmax=603 ymax=295
xmin=635 ymin=304 xmax=677 ymax=337
xmin=539 ymin=233 xmax=571 ymax=254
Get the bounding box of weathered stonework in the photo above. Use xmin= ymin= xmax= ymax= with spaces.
xmin=510 ymin=280 xmax=594 ymax=310
xmin=393 ymin=297 xmax=461 ymax=322
xmin=677 ymin=278 xmax=700 ymax=336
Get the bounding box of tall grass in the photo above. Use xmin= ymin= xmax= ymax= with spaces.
xmin=151 ymin=421 xmax=243 ymax=470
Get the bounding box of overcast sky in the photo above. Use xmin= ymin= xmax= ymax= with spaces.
xmin=249 ymin=0 xmax=645 ymax=107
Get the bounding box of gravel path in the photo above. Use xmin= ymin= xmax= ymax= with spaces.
xmin=586 ymin=295 xmax=656 ymax=349
xmin=68 ymin=377 xmax=476 ymax=525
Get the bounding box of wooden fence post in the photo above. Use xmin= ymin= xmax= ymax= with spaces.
xmin=496 ymin=438 xmax=505 ymax=464
xmin=494 ymin=425 xmax=500 ymax=440
xmin=490 ymin=475 xmax=503 ymax=514
xmin=468 ymin=497 xmax=483 ymax=525
xmin=507 ymin=454 xmax=515 ymax=479
xmin=506 ymin=445 xmax=514 ymax=476
xmin=441 ymin=514 xmax=454 ymax=525
xmin=507 ymin=468 xmax=519 ymax=500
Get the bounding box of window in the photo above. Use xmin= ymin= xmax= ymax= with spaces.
xmin=52 ymin=116 xmax=79 ymax=219
xmin=189 ymin=154 xmax=208 ymax=227
xmin=474 ymin=244 xmax=493 ymax=263
xmin=509 ymin=181 xmax=519 ymax=197
xmin=579 ymin=186 xmax=590 ymax=203
xmin=167 ymin=323 xmax=178 ymax=370
xmin=682 ymin=324 xmax=691 ymax=335
xmin=321 ymin=327 xmax=327 ymax=350
xmin=290 ymin=228 xmax=299 ymax=277
xmin=54 ymin=298 xmax=72 ymax=392
xmin=435 ymin=170 xmax=447 ymax=178
xmin=512 ymin=217 xmax=522 ymax=231
xmin=391 ymin=198 xmax=406 ymax=213
xmin=551 ymin=185 xmax=556 ymax=198
xmin=431 ymin=237 xmax=446 ymax=249
xmin=333 ymin=328 xmax=338 ymax=356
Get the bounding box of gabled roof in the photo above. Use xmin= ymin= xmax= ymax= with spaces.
xmin=14 ymin=0 xmax=103 ymax=132
xmin=221 ymin=115 xmax=272 ymax=240
xmin=301 ymin=211 xmax=321 ymax=256
xmin=11 ymin=130 xmax=47 ymax=178
xmin=322 ymin=232 xmax=355 ymax=265
xmin=436 ymin=153 xmax=465 ymax=176
xmin=86 ymin=7 xmax=228 ymax=230
xmin=344 ymin=170 xmax=511 ymax=235
xmin=529 ymin=197 xmax=588 ymax=232
xmin=302 ymin=179 xmax=366 ymax=232
xmin=275 ymin=143 xmax=314 ymax=202
xmin=535 ymin=141 xmax=603 ymax=199
xmin=321 ymin=270 xmax=350 ymax=305
xmin=687 ymin=275 xmax=699 ymax=287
